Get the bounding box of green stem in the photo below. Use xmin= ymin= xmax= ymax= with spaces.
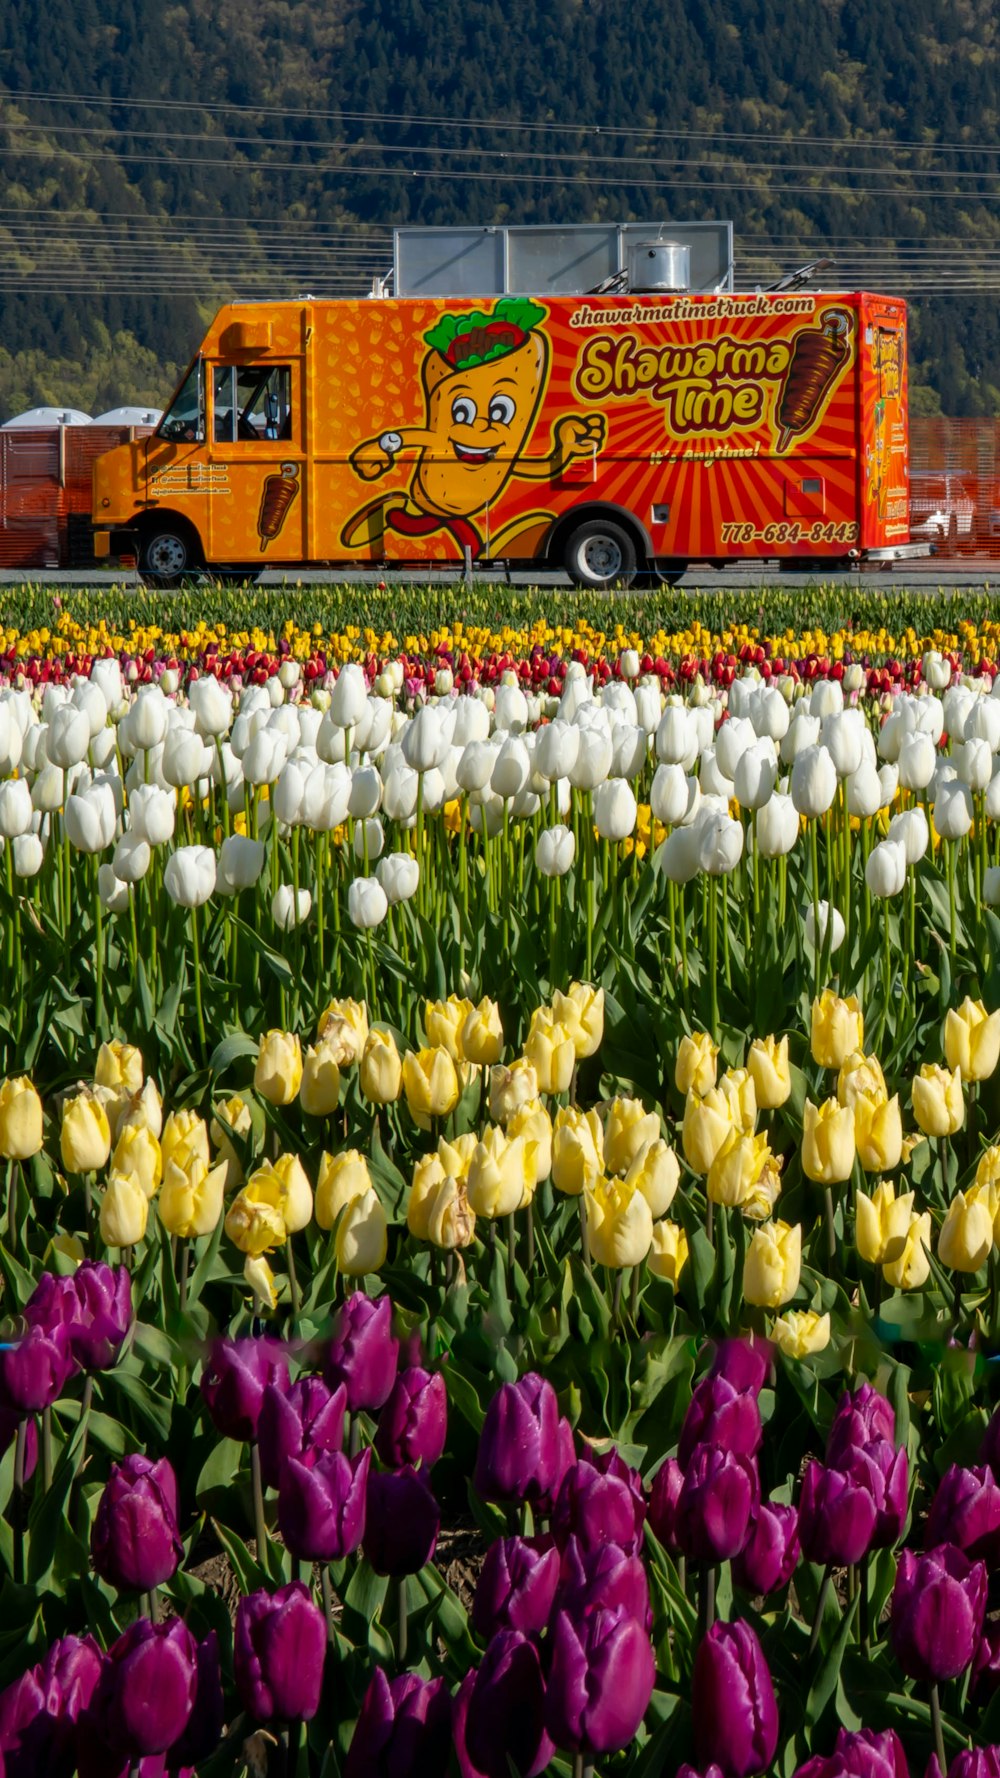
xmin=189 ymin=908 xmax=206 ymax=1057
xmin=250 ymin=1441 xmax=268 ymax=1560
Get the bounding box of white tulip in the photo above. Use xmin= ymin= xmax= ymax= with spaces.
xmin=593 ymin=778 xmax=637 ymax=841
xmin=619 ymin=648 xmax=640 ymax=679
xmin=944 ymin=686 xmax=976 ymax=740
xmin=47 ymin=704 xmax=91 ymax=769
xmin=402 ymin=704 xmax=451 ymax=772
xmin=780 ymin=709 xmax=821 ymax=766
xmin=915 ymin=694 xmax=945 ymax=745
xmin=957 ymin=738 xmax=993 ymax=793
xmin=163 ymin=845 xmax=216 ymax=908
xmin=535 ymin=720 xmax=579 ymax=782
xmin=698 ymin=808 xmax=744 ymax=876
xmin=568 ymin=727 xmax=613 ymax=791
xmin=934 ymin=781 xmax=973 ymax=839
xmin=749 ymin=686 xmax=790 ymax=743
xmin=878 ymin=763 xmax=899 ymax=808
xmin=0 ymin=779 xmax=33 ymax=839
xmin=888 ymin=807 xmax=929 ymax=863
xmin=162 ymin=726 xmax=209 ymax=790
xmin=128 ymin=784 xmax=175 ymax=847
xmin=866 ymin=838 xmax=907 ymax=898
xmin=699 ymin=747 xmax=734 ymax=802
xmin=279 ymin=660 xmax=301 ymax=691
xmin=273 ymin=759 xmax=309 ymax=827
xmin=452 ymin=697 xmax=490 ymax=747
xmin=966 ymin=699 xmax=1000 ymax=750
xmin=655 ymin=825 xmax=702 ymax=882
xmin=329 ymin=662 xmax=369 ymax=729
xmin=303 ymin=762 xmax=353 ymax=832
xmin=756 ymin=792 xmax=799 ymax=858
xmin=216 ymin=834 xmax=266 ymax=895
xmin=12 ymin=833 xmax=43 ymax=877
xmin=272 ymin=885 xmax=312 ymax=930
xmin=420 ymin=768 xmax=447 ymax=814
xmin=242 ymin=728 xmax=288 ymax=786
xmin=846 ymin=763 xmax=881 ymax=818
xmin=97 ymin=863 xmax=130 ymax=913
xmin=90 ymin=728 xmax=117 ymax=771
xmin=897 ymin=731 xmax=936 ymax=791
xmin=382 ymin=763 xmax=419 ymax=823
xmin=112 ymin=833 xmax=151 ymax=883
xmin=536 ymin=824 xmax=576 ymax=877
xmin=267 ymin=706 xmax=301 ymax=751
xmin=91 ymin=660 xmax=124 ymax=710
xmin=353 ymin=818 xmax=385 ymax=862
xmin=349 ymin=765 xmax=383 ymax=820
xmin=734 ymin=741 xmax=777 ymax=811
xmin=810 ymin=681 xmax=843 ymax=719
xmin=494 ymin=684 xmax=528 ymax=733
xmin=923 ymin=650 xmax=952 ymax=690
xmin=715 ymin=715 xmax=755 ymax=781
xmin=470 ymin=796 xmax=504 ymax=838
xmin=805 ymin=899 xmax=845 ymax=953
xmin=602 ymin=682 xmax=638 ymax=724
xmin=791 ymin=745 xmax=837 ymax=819
xmin=634 ymin=683 xmax=662 ymax=734
xmin=21 ymin=725 xmax=47 ymax=773
xmin=315 ymin=711 xmax=348 ymax=764
xmin=456 ymin=741 xmax=498 ymax=795
xmin=822 ymin=710 xmax=865 ymax=778
xmin=348 ymin=876 xmax=388 ymax=929
xmin=64 ymin=784 xmax=116 ymax=853
xmin=376 ymin=852 xmax=420 ymax=904
xmin=73 ymin=681 xmax=108 ymax=739
xmin=492 ymin=736 xmax=531 ymax=801
xmin=31 ymin=762 xmax=64 ymax=814
xmin=131 ymin=687 xmax=170 ymax=750
xmin=655 ymin=706 xmax=693 ymax=766
xmin=611 ymin=723 xmax=647 ymax=781
xmin=985 ymin=867 xmax=1000 ymax=906
xmin=987 ymin=772 xmax=1000 ymax=823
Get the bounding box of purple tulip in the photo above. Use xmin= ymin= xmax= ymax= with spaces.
xmin=826 ymin=1383 xmax=895 ymax=1466
xmin=24 ymin=1272 xmax=80 ymax=1336
xmin=325 ymin=1292 xmax=399 ymax=1413
xmin=925 ymin=1465 xmax=1000 ymax=1566
xmin=168 ymin=1632 xmax=224 ymax=1769
xmin=65 ymin=1262 xmax=132 ymax=1372
xmin=552 ymin=1454 xmax=646 ymax=1557
xmin=647 ymin=1457 xmax=684 ymax=1553
xmin=277 ymin=1447 xmax=370 ymax=1562
xmin=679 ymin=1767 xmax=729 ymax=1778
xmin=0 ymin=1321 xmax=73 ymax=1413
xmin=0 ymin=1633 xmax=102 ymax=1778
xmin=257 ymin=1377 xmax=347 ymax=1490
xmin=798 ymin=1459 xmax=877 ymax=1567
xmin=708 ymin=1337 xmax=769 ymax=1396
xmin=678 ymin=1372 xmax=763 ymax=1469
xmin=948 ymin=1752 xmax=1000 ymax=1778
xmin=91 ymin=1455 xmax=182 ymax=1592
xmin=693 ymin=1620 xmax=779 ymax=1778
xmin=891 ymin=1544 xmax=987 ymax=1682
xmin=833 ymin=1728 xmax=910 ymax=1778
xmin=732 ymin=1502 xmax=800 ymax=1596
xmin=472 ymin=1536 xmax=561 ymax=1640
xmin=375 ymin=1367 xmax=447 ymax=1471
xmin=345 ymin=1669 xmax=452 ymax=1778
xmin=972 ymin=1628 xmax=1000 ymax=1699
xmin=462 ymin=1631 xmax=553 ymax=1778
xmin=234 ymin=1583 xmax=327 ymax=1722
xmin=545 ymin=1604 xmax=655 ymax=1755
xmin=675 ymin=1445 xmax=759 ymax=1563
xmin=363 ymin=1466 xmax=440 ymax=1576
xmin=84 ymin=1619 xmax=198 ymax=1759
xmin=474 ymin=1373 xmax=565 ymax=1506
xmin=200 ymin=1336 xmax=289 ymax=1442
xmin=555 ymin=1536 xmax=651 ymax=1629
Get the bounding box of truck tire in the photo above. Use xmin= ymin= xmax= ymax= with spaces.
xmin=139 ymin=525 xmax=197 ymax=587
xmin=653 ymin=559 xmax=688 ymax=587
xmin=564 ymin=519 xmax=638 ymax=590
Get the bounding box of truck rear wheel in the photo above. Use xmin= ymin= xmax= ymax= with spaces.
xmin=653 ymin=559 xmax=688 ymax=587
xmin=564 ymin=519 xmax=638 ymax=590
xmin=139 ymin=526 xmax=197 ymax=587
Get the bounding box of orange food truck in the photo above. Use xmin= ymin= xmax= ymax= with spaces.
xmin=91 ymin=229 xmax=921 ymax=587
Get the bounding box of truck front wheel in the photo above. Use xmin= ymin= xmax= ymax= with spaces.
xmin=139 ymin=526 xmax=197 ymax=587
xmin=563 ymin=519 xmax=638 ymax=590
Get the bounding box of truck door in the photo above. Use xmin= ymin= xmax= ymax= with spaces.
xmin=861 ymin=305 xmax=908 ymax=548
xmin=207 ymin=362 xmax=306 ymax=564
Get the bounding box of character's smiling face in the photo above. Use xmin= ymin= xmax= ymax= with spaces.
xmin=414 ymin=332 xmax=548 ymax=518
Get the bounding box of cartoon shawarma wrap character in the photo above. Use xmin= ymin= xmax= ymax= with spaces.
xmin=342 ymin=298 xmax=606 ymax=559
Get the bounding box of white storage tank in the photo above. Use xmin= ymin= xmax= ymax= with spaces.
xmin=2 ymin=406 xmax=93 ymax=428
xmin=92 ymin=406 xmax=162 ymax=427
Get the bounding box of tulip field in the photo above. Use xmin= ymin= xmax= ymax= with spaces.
xmin=6 ymin=579 xmax=1000 ymax=1776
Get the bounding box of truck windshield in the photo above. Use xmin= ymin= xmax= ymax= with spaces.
xmin=158 ymin=360 xmax=204 ymax=442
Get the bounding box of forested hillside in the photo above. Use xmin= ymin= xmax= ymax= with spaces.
xmin=0 ymin=0 xmax=998 ymax=416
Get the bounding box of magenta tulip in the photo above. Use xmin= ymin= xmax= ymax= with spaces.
xmin=345 ymin=1669 xmax=452 ymax=1778
xmin=363 ymin=1466 xmax=440 ymax=1576
xmin=325 ymin=1292 xmax=399 ymax=1412
xmin=257 ymin=1376 xmax=346 ymax=1490
xmin=552 ymin=1453 xmax=646 ymax=1557
xmin=234 ymin=1583 xmax=326 ymax=1722
xmin=732 ymin=1502 xmax=799 ymax=1595
xmin=925 ymin=1465 xmax=1000 ymax=1566
xmin=545 ymin=1604 xmax=655 ymax=1754
xmin=277 ymin=1447 xmax=369 ymax=1562
xmin=891 ymin=1544 xmax=987 ymax=1682
xmin=675 ymin=1445 xmax=758 ymax=1562
xmin=472 ymin=1536 xmax=561 ymax=1640
xmin=200 ymin=1336 xmax=288 ymax=1442
xmin=375 ymin=1367 xmax=447 ymax=1470
xmin=91 ymin=1455 xmax=182 ymax=1592
xmin=692 ymin=1620 xmax=779 ymax=1778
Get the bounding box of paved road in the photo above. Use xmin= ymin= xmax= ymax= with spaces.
xmin=0 ymin=560 xmax=997 ymax=591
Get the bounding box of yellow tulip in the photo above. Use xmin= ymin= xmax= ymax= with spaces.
xmin=742 ymin=1157 xmax=784 ymax=1221
xmin=647 ymin=1218 xmax=689 ymax=1284
xmin=489 ymin=1059 xmax=540 ymax=1125
xmin=408 ymin=1170 xmax=476 ymax=1249
xmin=586 ymin=1176 xmax=654 ymax=1269
xmin=402 ymin=1046 xmax=460 ymax=1128
xmin=48 ymin=1233 xmax=85 ymax=1269
xmin=719 ymin=1068 xmax=758 ymax=1134
xmin=162 ymin=1109 xmax=210 ymax=1175
xmin=335 ymin=1186 xmax=388 ymax=1274
xmin=254 ymin=1030 xmax=303 ymax=1106
xmin=0 ymin=1077 xmax=43 ymax=1160
xmin=507 ymin=1099 xmax=553 ymax=1187
xmin=855 ymin=1179 xmax=913 ymax=1264
xmin=625 ymin=1138 xmax=680 ymax=1219
xmin=95 ymin=1040 xmax=144 ymax=1098
xmin=944 ymin=998 xmax=1000 ymax=1083
xmin=603 ymin=1096 xmax=661 ymax=1177
xmin=552 ymin=1106 xmax=604 ymax=1197
xmin=675 ymin=1032 xmax=718 ymax=1098
xmin=316 ymin=1149 xmax=372 ymax=1230
xmin=360 ymin=1029 xmax=403 ymax=1105
xmin=317 ymin=998 xmax=369 ymax=1066
xmin=244 ymin=1253 xmax=278 ymax=1312
xmin=772 ymin=1309 xmax=831 ymax=1358
xmin=100 ymin=1170 xmax=149 ymax=1247
xmin=158 ymin=1155 xmax=227 ymax=1239
xmin=525 ymin=1009 xmax=576 ymax=1095
xmin=682 ymin=1086 xmax=734 ymax=1175
xmin=853 ymin=1092 xmax=903 ymax=1174
xmin=425 ymin=995 xmax=474 ymax=1061
xmin=210 ymin=1094 xmax=252 ymax=1190
xmin=268 ymin=1154 xmax=313 ymax=1234
xmin=61 ymin=1091 xmax=111 ymax=1174
xmin=811 ymin=990 xmax=864 ymax=1070
xmin=466 ymin=1126 xmax=529 ymax=1220
xmin=837 ymin=1050 xmax=887 ymax=1109
xmin=438 ymin=1132 xmax=477 ymax=1179
xmin=744 ymin=1219 xmax=801 ymax=1307
xmin=938 ymin=1190 xmax=993 ymax=1273
xmin=707 ymin=1129 xmax=774 ymax=1209
xmin=111 ymin=1123 xmax=162 ymax=1200
xmin=552 ymin=983 xmax=605 ymax=1059
xmin=801 ymin=1098 xmax=855 ymax=1185
xmin=912 ymin=1064 xmax=964 ymax=1138
xmin=977 ymin=1147 xmax=1000 ymax=1191
xmin=883 ymin=1211 xmax=932 ymax=1290
xmin=225 ymin=1176 xmax=287 ymax=1255
xmin=461 ymin=998 xmax=504 ymax=1067
xmin=299 ymin=1038 xmax=342 ymax=1117
xmin=117 ymin=1078 xmax=163 ymax=1141
xmin=746 ymin=1035 xmax=791 ymax=1110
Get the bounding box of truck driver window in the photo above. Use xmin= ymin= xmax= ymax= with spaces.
xmin=158 ymin=360 xmax=204 ymax=442
xmin=213 ymin=366 xmax=292 ymax=443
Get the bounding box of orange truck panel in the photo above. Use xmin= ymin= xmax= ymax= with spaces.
xmin=92 ymin=289 xmax=911 ymax=568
